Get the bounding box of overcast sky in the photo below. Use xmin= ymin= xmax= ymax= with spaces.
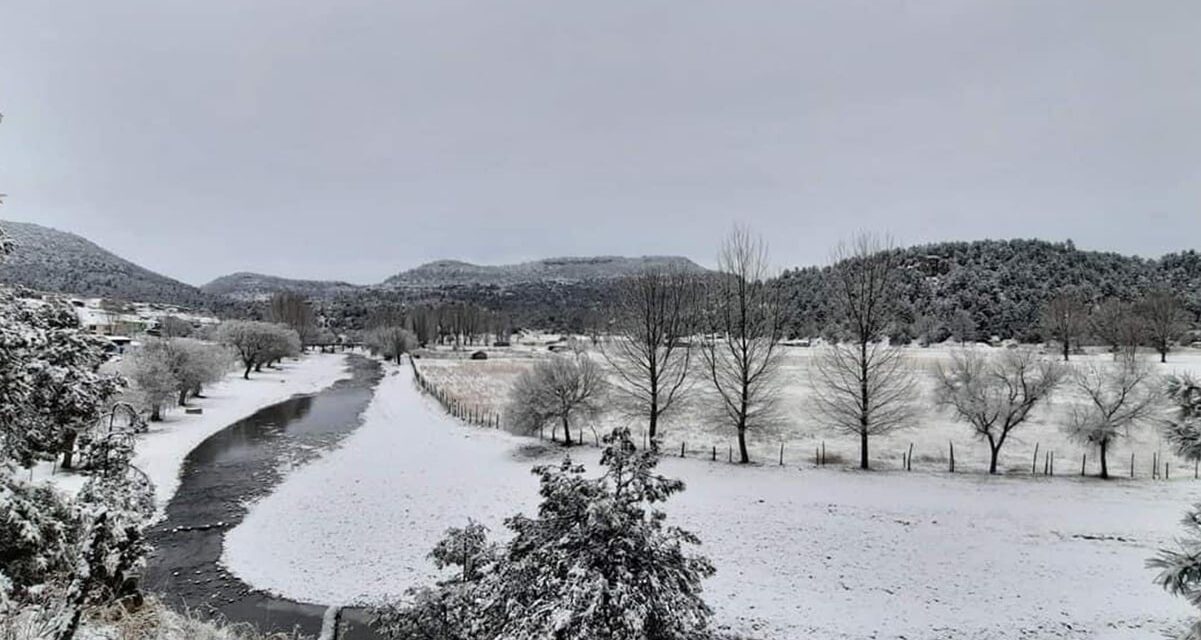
xmin=1 ymin=1 xmax=1198 ymax=285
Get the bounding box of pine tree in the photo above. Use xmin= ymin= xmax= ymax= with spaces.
xmin=372 ymin=428 xmax=716 ymax=640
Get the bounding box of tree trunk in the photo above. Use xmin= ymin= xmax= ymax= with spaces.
xmin=1062 ymin=338 xmax=1070 ymax=362
xmin=562 ymin=417 xmax=572 ymax=446
xmin=737 ymin=425 xmax=749 ymax=464
xmin=859 ymin=430 xmax=869 ymax=470
xmin=1161 ymin=349 xmax=1168 ymax=364
xmin=151 ymin=405 xmax=162 ymax=422
xmin=243 ymin=363 xmax=253 ymax=379
xmin=60 ymin=432 xmax=78 ymax=470
xmin=1099 ymin=440 xmax=1109 ymax=479
xmin=648 ymin=394 xmax=659 ymax=440
xmin=178 ymin=389 xmax=189 ymax=406
xmin=989 ymin=446 xmax=1000 ymax=475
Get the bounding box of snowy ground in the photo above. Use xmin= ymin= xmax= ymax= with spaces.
xmin=224 ymin=362 xmax=1196 ymax=640
xmin=33 ymin=352 xmax=351 ymax=509
xmin=418 ymin=344 xmax=1201 ymax=476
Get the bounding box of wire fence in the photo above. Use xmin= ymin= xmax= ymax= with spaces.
xmin=409 ymin=358 xmax=1190 ymax=481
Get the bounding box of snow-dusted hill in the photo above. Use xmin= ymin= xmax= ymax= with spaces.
xmin=0 ymin=219 xmax=213 ymax=306
xmin=383 ymin=255 xmax=708 ymax=287
xmin=200 ymin=272 xmax=362 ymax=301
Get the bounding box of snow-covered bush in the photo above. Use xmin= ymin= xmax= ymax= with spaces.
xmin=0 ymin=469 xmax=78 ymax=599
xmin=371 ymin=428 xmax=715 ymax=640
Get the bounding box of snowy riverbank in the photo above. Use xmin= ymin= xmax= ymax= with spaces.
xmin=34 ymin=352 xmax=351 ymax=509
xmin=224 ymin=362 xmax=1195 ymax=640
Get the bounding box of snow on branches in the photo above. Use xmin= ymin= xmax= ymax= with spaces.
xmin=371 ymin=428 xmax=715 ymax=640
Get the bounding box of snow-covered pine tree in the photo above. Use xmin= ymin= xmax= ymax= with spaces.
xmin=1150 ymin=375 xmax=1201 ymax=640
xmin=372 ymin=428 xmax=716 ymax=640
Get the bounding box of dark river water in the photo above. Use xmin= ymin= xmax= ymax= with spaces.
xmin=143 ymin=354 xmax=384 ymax=639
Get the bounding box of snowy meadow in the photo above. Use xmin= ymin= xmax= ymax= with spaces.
xmin=224 ymin=358 xmax=1198 ymax=640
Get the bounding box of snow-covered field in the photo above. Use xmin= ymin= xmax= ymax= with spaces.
xmin=225 ymin=362 xmax=1196 ymax=640
xmin=418 ymin=344 xmax=1201 ymax=475
xmin=34 ymin=352 xmax=351 ymax=508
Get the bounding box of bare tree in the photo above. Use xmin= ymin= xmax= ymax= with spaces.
xmin=506 ymin=354 xmax=607 ymax=446
xmin=216 ymin=320 xmax=299 ymax=379
xmin=934 ymin=348 xmax=1065 ymax=474
xmin=1089 ymin=299 xmax=1143 ymax=361
xmin=813 ymin=233 xmax=916 ymax=470
xmin=1064 ymin=358 xmax=1162 ymax=479
xmin=1139 ymin=289 xmax=1190 ymax=363
xmin=366 ymin=326 xmax=418 ymax=364
xmin=1040 ymin=292 xmax=1089 ymax=361
xmin=699 ymin=227 xmax=785 ymax=464
xmin=600 ymin=268 xmax=699 ymax=442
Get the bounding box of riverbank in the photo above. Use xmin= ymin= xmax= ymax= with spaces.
xmin=33 ymin=352 xmax=352 ymax=509
xmin=143 ymin=354 xmax=382 ymax=638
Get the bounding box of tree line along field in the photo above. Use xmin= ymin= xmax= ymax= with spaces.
xmin=414 ymin=342 xmax=1201 ymax=478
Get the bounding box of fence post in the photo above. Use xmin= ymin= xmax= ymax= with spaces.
xmin=1081 ymin=453 xmax=1086 ymax=477
xmin=949 ymin=441 xmax=955 ymax=473
xmin=779 ymin=442 xmax=784 ymax=466
xmin=728 ymin=445 xmax=732 ymax=463
xmin=1032 ymin=443 xmax=1039 ymax=475
xmin=712 ymin=445 xmax=716 ymax=461
xmin=907 ymin=443 xmax=914 ymax=471
xmin=821 ymin=441 xmax=826 ymax=466
xmin=681 ymin=442 xmax=685 ymax=458
xmin=1131 ymin=452 xmax=1135 ymax=478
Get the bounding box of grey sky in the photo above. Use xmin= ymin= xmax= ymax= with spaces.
xmin=1 ymin=1 xmax=1198 ymax=285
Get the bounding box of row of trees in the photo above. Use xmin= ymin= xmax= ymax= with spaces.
xmin=1041 ymin=289 xmax=1192 ymax=363
xmin=120 ymin=338 xmax=232 ymax=421
xmin=506 ymin=228 xmax=1188 ymax=476
xmin=404 ymin=302 xmax=511 ymax=348
xmin=935 ymin=349 xmax=1162 ymax=477
xmin=215 ymin=320 xmax=302 ymax=379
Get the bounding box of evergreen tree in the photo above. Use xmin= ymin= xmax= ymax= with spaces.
xmin=372 ymin=428 xmax=715 ymax=640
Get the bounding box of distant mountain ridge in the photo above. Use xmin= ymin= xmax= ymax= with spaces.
xmin=201 ymin=272 xmax=361 ymax=302
xmin=0 ymin=220 xmax=214 ymax=307
xmin=383 ymin=255 xmax=707 ymax=287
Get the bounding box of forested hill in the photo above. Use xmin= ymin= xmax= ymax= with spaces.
xmin=384 ymin=256 xmax=707 ymax=287
xmin=776 ymin=239 xmax=1201 ymax=341
xmin=201 ymin=272 xmax=361 ymax=302
xmin=0 ymin=220 xmax=216 ymax=308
